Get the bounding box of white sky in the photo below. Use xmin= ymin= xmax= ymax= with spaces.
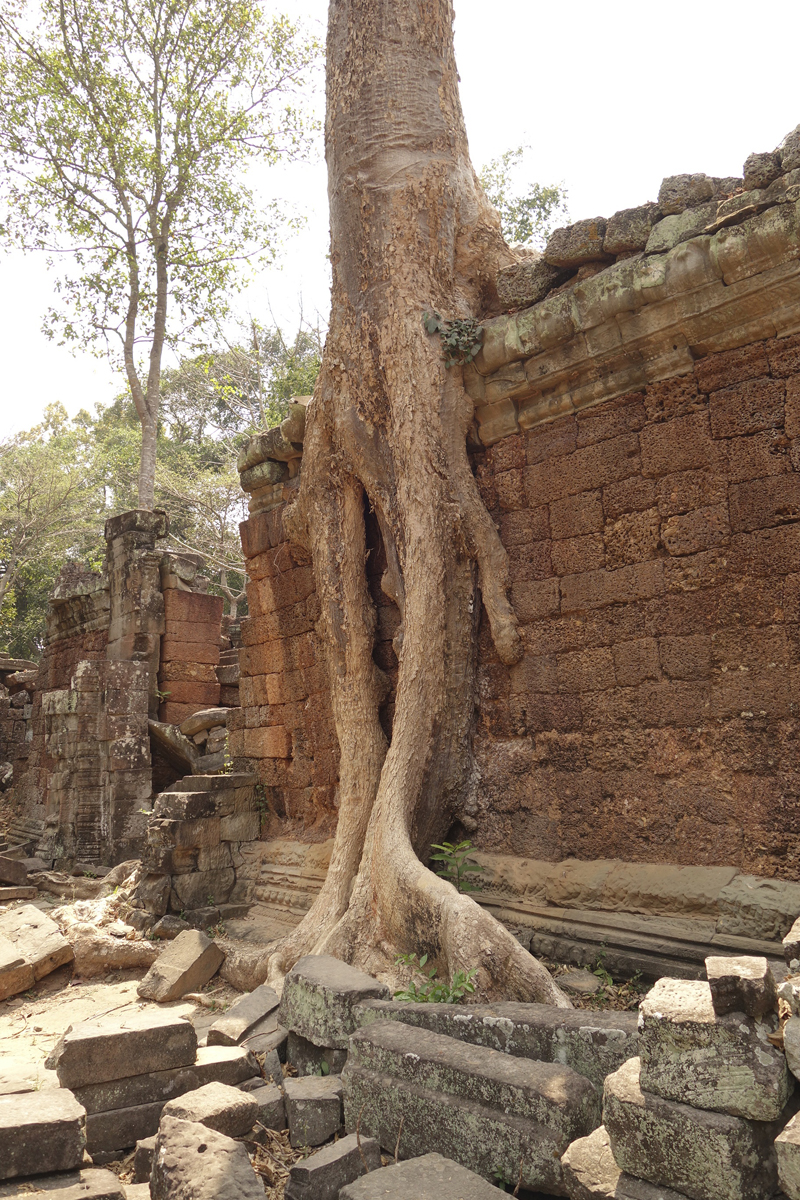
xmin=2 ymin=0 xmax=799 ymax=437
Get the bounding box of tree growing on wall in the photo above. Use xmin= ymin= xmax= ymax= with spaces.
xmin=0 ymin=0 xmax=318 ymax=508
xmin=261 ymin=0 xmax=568 ymax=1005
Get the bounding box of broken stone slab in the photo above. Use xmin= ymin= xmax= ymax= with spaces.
xmin=0 ymin=856 xmax=27 ymax=887
xmin=785 ymin=917 xmax=800 ymax=969
xmin=86 ymin=1100 xmax=165 ymax=1154
xmin=638 ymin=978 xmax=791 ymax=1120
xmin=604 ymin=1056 xmax=783 ymax=1200
xmin=562 ymin=1125 xmax=691 ymax=1199
xmin=705 ymin=954 xmax=778 ymax=1017
xmin=343 ymin=1020 xmax=600 ymax=1194
xmin=354 ymin=999 xmax=637 ymax=1088
xmin=783 ymin=1018 xmax=800 ymax=1079
xmin=780 ymin=977 xmax=800 ymax=1018
xmin=193 ymin=1044 xmax=260 ymax=1088
xmin=0 ymin=903 xmax=73 ymax=981
xmin=179 ymin=708 xmax=230 ymax=737
xmin=73 ymin=1062 xmax=203 ymax=1115
xmin=0 ymin=1088 xmax=86 ymax=1180
xmin=285 ymin=1131 xmax=381 ymax=1200
xmin=284 ymin=1075 xmax=344 ymax=1147
xmin=287 ymin=1030 xmax=348 ymax=1076
xmin=241 ymin=1007 xmax=288 ymax=1058
xmin=69 ymin=924 xmax=160 ymax=978
xmin=339 ymin=1153 xmax=509 ymax=1200
xmin=777 ymin=1111 xmax=800 ymax=1200
xmin=206 ymin=984 xmax=279 ymax=1046
xmin=137 ymin=929 xmax=225 ymax=1002
xmin=134 ymin=1135 xmax=157 ymax=1183
xmin=52 ymin=1008 xmax=197 ymax=1089
xmin=0 ymin=1168 xmax=127 ymax=1200
xmin=150 ymin=914 xmax=190 ymax=940
xmin=558 ymin=969 xmax=604 ymax=997
xmin=162 ymin=1081 xmax=258 ymax=1139
xmin=278 ymin=955 xmax=391 ymax=1050
xmin=0 ymin=1052 xmax=59 ymax=1096
xmin=544 ymin=218 xmax=609 ymax=267
xmin=248 ymin=1083 xmax=285 ymax=1130
xmin=151 ymin=1115 xmax=265 ymax=1200
xmin=603 ymin=205 xmax=660 ymax=256
xmin=716 ymin=874 xmax=800 ymax=942
xmin=0 ymin=932 xmax=35 ymax=1002
xmin=496 ymin=257 xmax=570 ymax=309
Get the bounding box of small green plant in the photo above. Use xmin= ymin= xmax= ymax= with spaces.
xmin=423 ymin=311 xmax=483 ymax=368
xmin=208 ymin=922 xmax=227 ymax=939
xmin=219 ymin=734 xmax=234 ymax=775
xmin=155 ymin=687 xmax=171 ymax=702
xmin=253 ymin=782 xmax=268 ymax=828
xmin=430 ymin=840 xmax=484 ymax=894
xmin=393 ymin=953 xmax=478 ymax=1004
xmin=592 ymin=948 xmax=613 ymax=990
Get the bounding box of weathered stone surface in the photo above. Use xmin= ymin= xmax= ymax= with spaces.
xmin=151 ymin=1115 xmax=264 ymax=1200
xmin=0 ymin=1168 xmax=127 ymax=1200
xmin=134 ymin=1134 xmax=157 ymax=1183
xmin=207 ymin=984 xmax=280 ymax=1046
xmin=0 ymin=856 xmax=27 ymax=887
xmin=355 ymin=999 xmax=637 ymax=1088
xmin=705 ymin=954 xmax=778 ymax=1017
xmin=179 ymin=708 xmax=230 ymax=737
xmin=137 ymin=929 xmax=224 ymax=1002
xmin=151 ymin=914 xmax=190 ymax=940
xmin=162 ymin=1081 xmax=258 ymax=1138
xmin=287 ymin=1030 xmax=348 ymax=1076
xmin=241 ymin=1008 xmax=288 ymax=1057
xmin=783 ymin=1018 xmax=800 ymax=1080
xmin=74 ymin=1063 xmax=201 ymax=1114
xmin=285 ymin=1131 xmax=381 ymax=1200
xmin=69 ymin=925 xmax=160 ymax=978
xmin=645 ymin=205 xmax=716 ymax=254
xmin=249 ymin=1082 xmax=285 ymax=1130
xmin=344 ymin=1020 xmax=600 ymax=1194
xmin=777 ymin=1111 xmax=800 ymax=1200
xmin=545 ymin=218 xmax=608 ymax=268
xmin=638 ymin=977 xmax=791 ymax=1120
xmin=604 ymin=205 xmax=660 ymax=256
xmin=743 ymin=151 xmax=782 ymax=191
xmin=604 ymin=1057 xmax=782 ymax=1200
xmin=339 ymin=1153 xmax=509 ymax=1200
xmin=86 ymin=1100 xmax=164 ymax=1153
xmin=284 ymin=1075 xmax=343 ymax=1147
xmin=562 ymin=1125 xmax=690 ymax=1200
xmin=780 ymin=976 xmax=800 ymax=1018
xmin=193 ymin=1044 xmax=260 ymax=1088
xmin=496 ymin=257 xmax=568 ymax=309
xmin=53 ymin=1009 xmax=197 ymax=1089
xmin=0 ymin=1089 xmax=86 ymax=1180
xmin=784 ymin=917 xmax=800 ymax=968
xmin=0 ymin=933 xmax=35 ymax=1001
xmin=278 ymin=954 xmax=390 ymax=1050
xmin=559 ymin=969 xmax=603 ymax=996
xmin=0 ymin=904 xmax=73 ymax=981
xmin=716 ymin=875 xmax=800 ymax=942
xmin=657 ymin=174 xmax=715 ymax=215
xmin=779 ymin=125 xmax=800 ymax=173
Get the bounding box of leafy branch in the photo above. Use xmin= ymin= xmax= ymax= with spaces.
xmin=423 ymin=311 xmax=482 ymax=368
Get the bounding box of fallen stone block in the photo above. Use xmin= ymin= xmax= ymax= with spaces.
xmin=0 ymin=1168 xmax=127 ymax=1200
xmin=343 ymin=1020 xmax=600 ymax=1194
xmin=786 ymin=1019 xmax=800 ymax=1079
xmin=638 ymin=978 xmax=791 ymax=1120
xmin=285 ymin=1130 xmax=381 ymax=1200
xmin=134 ymin=1134 xmax=157 ymax=1183
xmin=151 ymin=1114 xmax=264 ymax=1200
xmin=249 ymin=1083 xmax=285 ymax=1130
xmin=0 ymin=886 xmax=36 ymax=901
xmin=86 ymin=1100 xmax=165 ymax=1153
xmin=284 ymin=1075 xmax=344 ymax=1147
xmin=0 ymin=855 xmax=27 ymax=887
xmin=206 ymin=984 xmax=280 ymax=1046
xmin=604 ymin=1057 xmax=783 ymax=1200
xmin=260 ymin=1047 xmax=282 ymax=1085
xmin=74 ymin=1063 xmax=202 ymax=1115
xmin=0 ymin=932 xmax=35 ymax=1002
xmin=0 ymin=903 xmax=73 ymax=980
xmin=0 ymin=1088 xmax=86 ymax=1180
xmin=241 ymin=1008 xmax=288 ymax=1058
xmin=193 ymin=1044 xmax=260 ymax=1088
xmin=287 ymin=1029 xmax=348 ymax=1076
xmin=278 ymin=954 xmax=390 ymax=1050
xmin=162 ymin=1081 xmax=258 ymax=1139
xmin=150 ymin=914 xmax=190 ymax=940
xmin=339 ymin=1153 xmax=508 ymax=1200
xmin=355 ymin=998 xmax=637 ymax=1088
xmin=70 ymin=925 xmax=160 ymax=978
xmin=52 ymin=1009 xmax=197 ymax=1089
xmin=705 ymin=954 xmax=778 ymax=1017
xmin=561 ymin=1125 xmax=690 ymax=1199
xmin=137 ymin=929 xmax=225 ymax=1002
xmin=777 ymin=1111 xmax=800 ymax=1200
xmin=0 ymin=1052 xmax=58 ymax=1095
xmin=786 ymin=918 xmax=800 ymax=970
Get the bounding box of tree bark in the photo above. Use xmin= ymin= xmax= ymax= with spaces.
xmin=263 ymin=0 xmax=569 ymax=1006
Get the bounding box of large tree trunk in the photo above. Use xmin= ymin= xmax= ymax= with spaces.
xmin=264 ymin=0 xmax=569 ymax=1006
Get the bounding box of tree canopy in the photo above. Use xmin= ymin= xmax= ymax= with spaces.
xmin=0 ymin=0 xmax=319 ymax=506
xmin=480 ymin=146 xmax=568 ymax=248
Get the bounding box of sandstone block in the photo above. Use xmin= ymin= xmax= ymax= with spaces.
xmin=339 ymin=1152 xmax=509 ymax=1200
xmin=784 ymin=916 xmax=800 ymax=968
xmin=743 ymin=150 xmax=782 ymax=190
xmin=0 ymin=932 xmax=35 ymax=1001
xmin=0 ymin=903 xmax=73 ymax=981
xmin=716 ymin=874 xmax=800 ymax=941
xmin=170 ymin=868 xmax=235 ymax=910
xmin=207 ymin=984 xmax=280 ymax=1047
xmin=603 ymin=205 xmax=660 ymax=255
xmin=777 ymin=1111 xmax=800 ymax=1200
xmin=0 ymin=1089 xmax=86 ymax=1180
xmin=284 ymin=1075 xmax=343 ymax=1147
xmin=86 ymin=1100 xmax=164 ymax=1153
xmin=645 ymin=205 xmax=716 ymax=254
xmin=705 ymin=954 xmax=778 ymax=1017
xmin=137 ymin=929 xmax=225 ymax=1002
xmin=638 ymin=977 xmax=791 ymax=1120
xmin=604 ymin=1057 xmax=781 ymax=1200
xmin=285 ymin=1131 xmax=381 ymax=1200
xmin=657 ymin=174 xmax=714 ymax=214
xmin=193 ymin=1044 xmax=261 ymax=1087
xmin=496 ymin=257 xmax=567 ymax=308
xmin=179 ymin=707 xmax=230 ymax=737
xmin=249 ymin=1082 xmax=286 ymax=1130
xmin=162 ymin=1081 xmax=258 ymax=1139
xmin=134 ymin=1134 xmax=157 ymax=1183
xmin=53 ymin=1009 xmax=197 ymax=1089
xmin=354 ymin=999 xmax=637 ymax=1088
xmin=278 ymin=954 xmax=390 ymax=1050
xmin=782 ymin=1018 xmax=800 ymax=1079
xmin=0 ymin=855 xmax=27 ymax=887
xmin=74 ymin=1063 xmax=201 ymax=1115
xmin=287 ymin=1029 xmax=348 ymax=1076
xmin=344 ymin=1020 xmax=600 ymax=1194
xmin=545 ymin=218 xmax=608 ymax=267
xmin=151 ymin=1115 xmax=264 ymax=1200
xmin=561 ymin=1125 xmax=690 ymax=1200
